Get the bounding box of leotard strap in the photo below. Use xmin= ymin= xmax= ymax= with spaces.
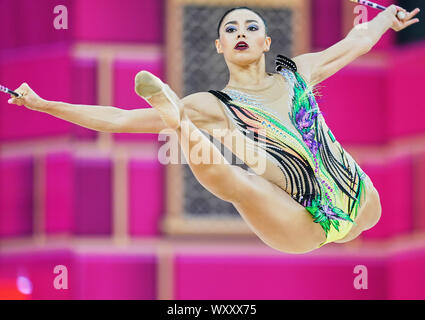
xmin=275 ymin=54 xmax=297 ymax=73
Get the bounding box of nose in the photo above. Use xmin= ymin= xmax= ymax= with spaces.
xmin=237 ymin=34 xmax=246 ymax=39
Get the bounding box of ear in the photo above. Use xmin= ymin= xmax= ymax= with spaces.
xmin=264 ymin=36 xmax=272 ymax=52
xmin=215 ymin=39 xmax=223 ymax=54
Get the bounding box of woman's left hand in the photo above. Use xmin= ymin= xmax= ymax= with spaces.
xmin=382 ymin=5 xmax=420 ymax=32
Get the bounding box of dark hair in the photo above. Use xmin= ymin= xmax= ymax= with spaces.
xmin=216 ymin=6 xmax=269 ymax=38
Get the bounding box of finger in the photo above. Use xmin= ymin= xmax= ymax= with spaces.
xmin=8 ymin=94 xmax=17 ymax=104
xmin=406 ymin=8 xmax=420 ymax=20
xmin=8 ymin=97 xmax=23 ymax=106
xmin=403 ymin=18 xmax=420 ymax=28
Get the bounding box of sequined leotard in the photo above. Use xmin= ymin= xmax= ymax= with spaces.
xmin=209 ymin=55 xmax=368 ymax=246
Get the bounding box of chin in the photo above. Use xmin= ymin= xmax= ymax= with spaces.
xmin=228 ymin=53 xmax=262 ymax=65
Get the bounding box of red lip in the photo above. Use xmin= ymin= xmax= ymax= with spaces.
xmin=234 ymin=41 xmax=249 ymax=50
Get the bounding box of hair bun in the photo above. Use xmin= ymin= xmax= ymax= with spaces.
xmin=275 ymin=55 xmax=297 ymax=73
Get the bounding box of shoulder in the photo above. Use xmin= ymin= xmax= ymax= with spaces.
xmin=182 ymin=92 xmax=220 ymax=108
xmin=182 ymin=92 xmax=224 ymax=115
xmin=181 ymin=91 xmax=229 ymax=126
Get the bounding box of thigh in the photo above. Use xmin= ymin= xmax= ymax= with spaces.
xmin=229 ymin=167 xmax=327 ymax=253
xmin=334 ymin=176 xmax=382 ymax=243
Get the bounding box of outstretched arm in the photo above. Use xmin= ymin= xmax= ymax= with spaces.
xmin=293 ymin=5 xmax=420 ymax=86
xmin=7 ymin=82 xmax=168 ymax=133
xmin=7 ymin=83 xmax=215 ymax=134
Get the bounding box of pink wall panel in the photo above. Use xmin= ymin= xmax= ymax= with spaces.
xmin=0 ymin=45 xmax=73 ymax=142
xmin=112 ymin=57 xmax=164 ymax=141
xmin=0 ymin=156 xmax=34 ymax=238
xmin=387 ymin=247 xmax=425 ymax=299
xmin=387 ymin=44 xmax=425 ymax=139
xmin=318 ymin=65 xmax=388 ymax=145
xmin=361 ymin=155 xmax=414 ymax=239
xmin=73 ymin=0 xmax=164 ymax=43
xmin=414 ymin=151 xmax=425 ymax=231
xmin=0 ymin=0 xmax=73 ymax=50
xmin=44 ymin=151 xmax=75 ymax=234
xmin=0 ymin=0 xmax=17 ymax=50
xmin=128 ymin=158 xmax=164 ymax=236
xmin=174 ymin=254 xmax=387 ymax=299
xmin=15 ymin=0 xmax=73 ymax=47
xmin=312 ymin=0 xmax=342 ymax=49
xmin=74 ymin=157 xmax=112 ymax=235
xmin=1 ymin=0 xmax=164 ymax=48
xmin=71 ymin=58 xmax=98 ymax=140
xmin=76 ymin=253 xmax=156 ymax=299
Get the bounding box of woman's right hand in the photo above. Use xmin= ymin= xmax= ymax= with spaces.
xmin=380 ymin=5 xmax=420 ymax=32
xmin=7 ymin=83 xmax=48 ymax=111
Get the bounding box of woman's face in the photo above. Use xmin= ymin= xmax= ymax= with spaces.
xmin=215 ymin=9 xmax=271 ymax=65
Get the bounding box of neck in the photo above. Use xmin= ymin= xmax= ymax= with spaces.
xmin=225 ymin=55 xmax=271 ymax=89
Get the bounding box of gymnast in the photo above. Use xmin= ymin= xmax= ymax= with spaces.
xmin=6 ymin=5 xmax=420 ymax=253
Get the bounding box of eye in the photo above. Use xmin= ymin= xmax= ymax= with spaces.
xmin=248 ymin=24 xmax=259 ymax=31
xmin=225 ymin=26 xmax=237 ymax=33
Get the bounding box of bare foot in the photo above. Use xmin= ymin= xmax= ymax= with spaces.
xmin=134 ymin=71 xmax=181 ymax=129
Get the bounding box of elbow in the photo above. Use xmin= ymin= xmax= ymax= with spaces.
xmin=347 ymin=30 xmax=374 ymax=55
xmin=350 ymin=25 xmax=373 ymax=52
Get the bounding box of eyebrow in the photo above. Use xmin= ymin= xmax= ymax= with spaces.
xmin=224 ymin=20 xmax=259 ymax=27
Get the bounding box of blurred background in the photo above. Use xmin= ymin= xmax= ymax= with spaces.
xmin=1 ymin=0 xmax=425 ymax=300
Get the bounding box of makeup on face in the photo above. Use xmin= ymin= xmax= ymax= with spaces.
xmin=224 ymin=20 xmax=260 ymax=34
xmin=223 ymin=19 xmax=261 ymax=51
